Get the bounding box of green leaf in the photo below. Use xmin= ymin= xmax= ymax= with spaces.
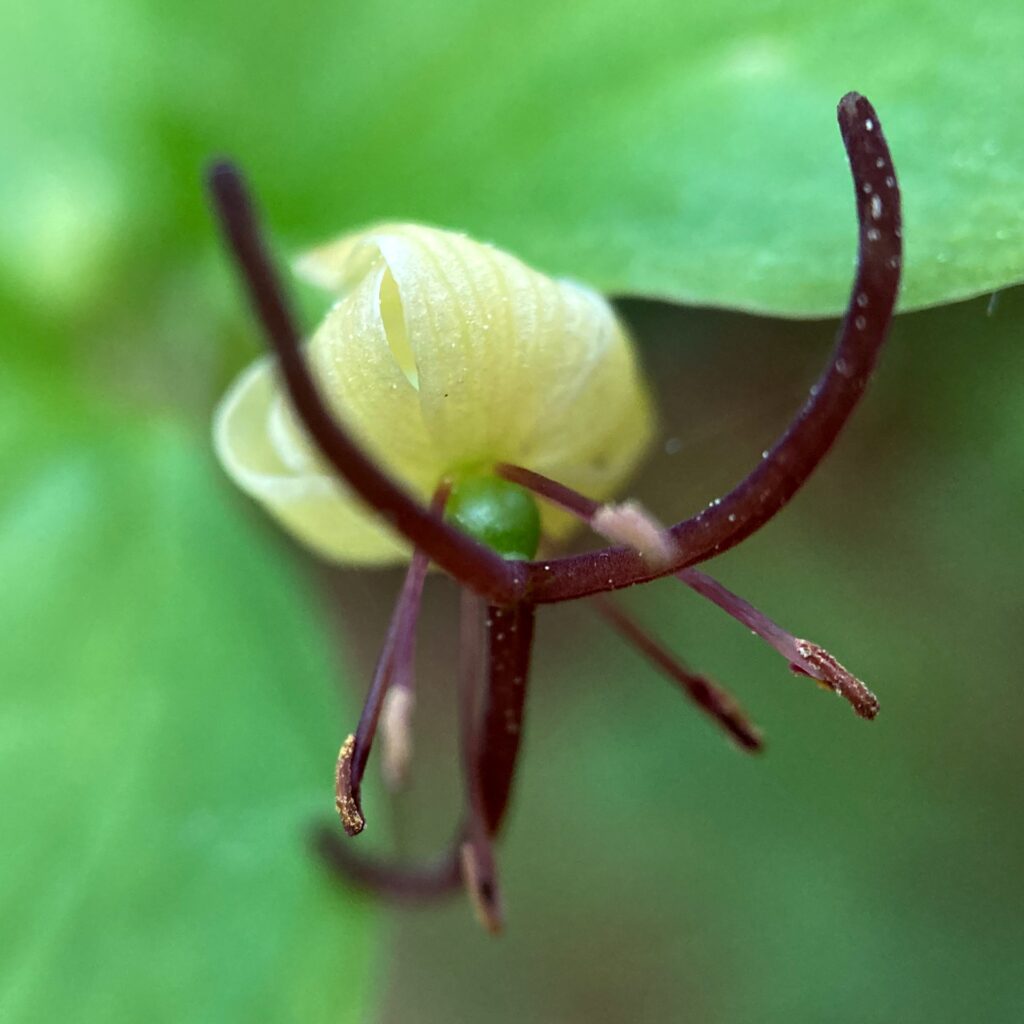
xmin=0 ymin=392 xmax=376 ymax=1022
xmin=5 ymin=0 xmax=1022 ymax=327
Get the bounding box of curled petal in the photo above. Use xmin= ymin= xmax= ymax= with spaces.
xmin=213 ymin=356 xmax=411 ymax=564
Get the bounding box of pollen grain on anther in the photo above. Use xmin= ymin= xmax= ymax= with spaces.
xmin=334 ymin=735 xmax=365 ymax=837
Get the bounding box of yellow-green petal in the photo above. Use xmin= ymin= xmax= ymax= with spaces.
xmin=213 ymin=357 xmax=412 ymax=565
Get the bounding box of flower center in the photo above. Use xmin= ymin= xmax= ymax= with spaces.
xmin=444 ymin=472 xmax=541 ymax=561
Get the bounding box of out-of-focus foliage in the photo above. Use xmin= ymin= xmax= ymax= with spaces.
xmin=1 ymin=1 xmax=1022 ymax=1021
xmin=4 ymin=0 xmax=1024 ymax=355
xmin=0 ymin=389 xmax=375 ymax=1022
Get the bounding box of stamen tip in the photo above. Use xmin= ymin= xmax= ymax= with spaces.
xmin=838 ymin=91 xmax=863 ymax=115
xmin=736 ymin=723 xmax=766 ymax=752
xmin=335 ymin=734 xmax=366 ymax=836
xmin=460 ymin=842 xmax=503 ymax=935
xmin=691 ymin=671 xmax=766 ymax=752
xmin=793 ymin=641 xmax=880 ymax=720
xmin=206 ymin=157 xmax=237 ymax=187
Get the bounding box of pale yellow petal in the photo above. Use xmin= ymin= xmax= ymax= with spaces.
xmin=330 ymin=226 xmax=654 ymax=525
xmin=293 ymin=230 xmax=386 ymax=295
xmin=213 ymin=356 xmax=412 ymax=565
xmin=303 ymin=258 xmax=445 ymax=490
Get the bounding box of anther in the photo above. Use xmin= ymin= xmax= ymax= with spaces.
xmin=334 ymin=735 xmax=365 ymax=836
xmin=678 ymin=568 xmax=879 ymax=719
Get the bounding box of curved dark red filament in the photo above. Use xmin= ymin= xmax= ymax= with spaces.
xmin=207 ymin=92 xmax=901 ymax=608
xmin=311 ymin=826 xmax=463 ymax=901
xmin=591 ymin=595 xmax=763 ymax=751
xmin=521 ymin=93 xmax=901 ymax=601
xmin=335 ymin=486 xmax=449 ymax=836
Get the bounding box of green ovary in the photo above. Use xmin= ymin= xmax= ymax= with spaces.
xmin=444 ymin=474 xmax=541 ymax=561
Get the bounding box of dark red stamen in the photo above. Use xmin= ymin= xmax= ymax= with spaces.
xmin=378 ymin=485 xmax=453 ymax=788
xmin=677 ymin=568 xmax=879 ymax=718
xmin=591 ymin=595 xmax=763 ymax=751
xmin=335 ymin=485 xmax=448 ymax=835
xmin=314 ymin=589 xmax=513 ymax=922
xmin=498 ymin=464 xmax=597 ymax=520
xmin=313 ymin=587 xmax=498 ymax=913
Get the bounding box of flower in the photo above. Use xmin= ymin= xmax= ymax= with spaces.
xmin=214 ymin=223 xmax=653 ymax=565
xmin=208 ymin=92 xmax=902 ymax=933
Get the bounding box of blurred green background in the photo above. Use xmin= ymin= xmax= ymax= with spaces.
xmin=3 ymin=1 xmax=1023 ymax=1022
